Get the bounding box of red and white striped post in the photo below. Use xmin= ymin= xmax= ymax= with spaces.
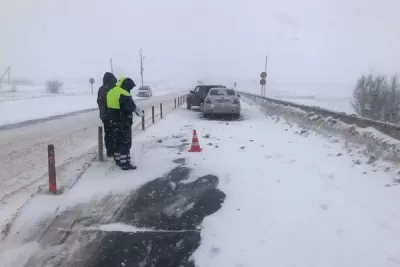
xmin=48 ymin=144 xmax=57 ymax=194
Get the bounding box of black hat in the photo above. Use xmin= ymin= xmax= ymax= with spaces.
xmin=120 ymin=78 xmax=136 ymax=92
xmin=103 ymin=72 xmax=117 ymax=86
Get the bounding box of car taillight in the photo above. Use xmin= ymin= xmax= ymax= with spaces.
xmin=233 ymin=98 xmax=240 ymax=104
xmin=205 ymin=98 xmax=212 ymax=104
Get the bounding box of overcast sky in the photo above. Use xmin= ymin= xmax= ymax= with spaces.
xmin=1 ymin=0 xmax=399 ymax=85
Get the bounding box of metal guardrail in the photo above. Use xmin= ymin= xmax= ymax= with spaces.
xmin=239 ymin=91 xmax=400 ymax=141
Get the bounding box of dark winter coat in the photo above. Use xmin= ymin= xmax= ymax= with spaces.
xmin=106 ymin=77 xmax=137 ymax=126
xmin=97 ymin=72 xmax=117 ymax=120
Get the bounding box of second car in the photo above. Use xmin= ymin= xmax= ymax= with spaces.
xmin=203 ymin=88 xmax=241 ymax=119
xmin=136 ymin=85 xmax=153 ymax=97
xmin=186 ymin=85 xmax=226 ymax=110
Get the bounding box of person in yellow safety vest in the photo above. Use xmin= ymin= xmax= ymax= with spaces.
xmin=106 ymin=77 xmax=143 ymax=170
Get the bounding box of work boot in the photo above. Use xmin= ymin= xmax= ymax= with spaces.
xmin=120 ymin=162 xmax=137 ymax=170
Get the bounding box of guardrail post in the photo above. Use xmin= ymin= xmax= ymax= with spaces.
xmin=175 ymin=98 xmax=177 ymax=108
xmin=160 ymin=103 xmax=163 ymax=118
xmin=142 ymin=110 xmax=145 ymax=130
xmin=98 ymin=126 xmax=104 ymax=162
xmin=152 ymin=106 xmax=155 ymax=123
xmin=48 ymin=144 xmax=57 ymax=194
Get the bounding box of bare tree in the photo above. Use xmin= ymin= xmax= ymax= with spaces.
xmin=383 ymin=76 xmax=400 ymax=123
xmin=352 ymin=75 xmax=367 ymax=117
xmin=46 ymin=80 xmax=63 ymax=94
xmin=139 ymin=49 xmax=145 ymax=87
xmin=367 ymin=75 xmax=387 ymax=120
xmin=352 ymin=74 xmax=400 ymax=123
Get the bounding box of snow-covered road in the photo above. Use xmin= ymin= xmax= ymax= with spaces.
xmin=0 ymin=92 xmax=184 ymax=238
xmin=0 ymin=84 xmax=187 ymax=127
xmin=2 ymin=98 xmax=400 ymax=267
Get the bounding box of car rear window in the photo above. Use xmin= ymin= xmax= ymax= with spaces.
xmin=209 ymin=89 xmax=226 ymax=96
xmin=226 ymin=89 xmax=235 ymax=95
xmin=209 ymin=89 xmax=235 ymax=96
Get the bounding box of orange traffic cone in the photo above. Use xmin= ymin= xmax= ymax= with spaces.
xmin=189 ymin=130 xmax=202 ymax=152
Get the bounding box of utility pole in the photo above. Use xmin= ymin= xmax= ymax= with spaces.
xmin=259 ymin=55 xmax=268 ymax=96
xmin=110 ymin=58 xmax=114 ymax=74
xmin=0 ymin=66 xmax=11 ymax=90
xmin=139 ymin=49 xmax=145 ymax=87
xmin=8 ymin=66 xmax=11 ymax=86
xmin=265 ymin=56 xmax=268 ymax=74
xmin=263 ymin=55 xmax=268 ymax=96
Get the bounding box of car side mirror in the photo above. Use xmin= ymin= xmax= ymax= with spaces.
xmin=190 ymin=90 xmax=194 ymax=94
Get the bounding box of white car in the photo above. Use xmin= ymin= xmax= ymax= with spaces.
xmin=136 ymin=85 xmax=153 ymax=97
xmin=203 ymin=88 xmax=241 ymax=118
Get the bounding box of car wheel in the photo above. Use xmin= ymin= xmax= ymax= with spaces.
xmin=234 ymin=113 xmax=240 ymax=119
xmin=203 ymin=113 xmax=209 ymax=119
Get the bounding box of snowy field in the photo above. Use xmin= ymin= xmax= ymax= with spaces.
xmin=2 ymin=100 xmax=400 ymax=266
xmin=0 ymin=82 xmax=187 ymax=126
xmin=238 ymin=80 xmax=355 ymax=114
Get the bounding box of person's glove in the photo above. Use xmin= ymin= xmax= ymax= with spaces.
xmin=134 ymin=108 xmax=144 ymax=117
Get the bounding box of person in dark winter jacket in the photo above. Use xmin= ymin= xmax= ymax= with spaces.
xmin=107 ymin=77 xmax=142 ymax=170
xmin=97 ymin=72 xmax=118 ymax=157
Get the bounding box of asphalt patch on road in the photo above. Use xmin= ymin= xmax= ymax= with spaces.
xmin=173 ymin=158 xmax=186 ymax=164
xmin=80 ymin=164 xmax=225 ymax=267
xmin=166 ymin=143 xmax=191 ymax=152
